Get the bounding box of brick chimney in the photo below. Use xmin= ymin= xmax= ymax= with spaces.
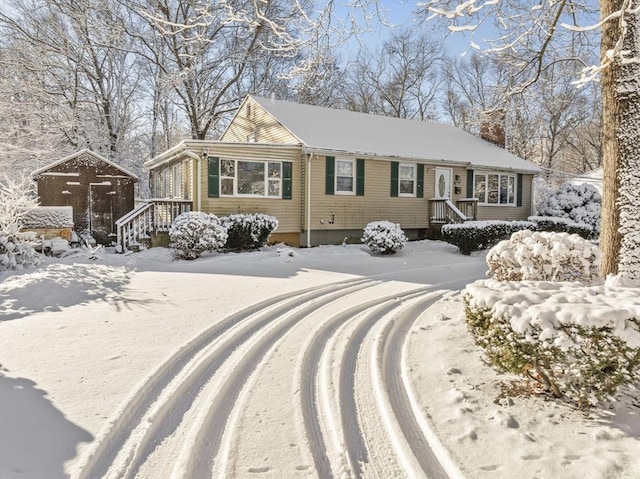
xmin=480 ymin=109 xmax=506 ymax=148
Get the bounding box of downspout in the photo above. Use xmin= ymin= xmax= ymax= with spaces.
xmin=307 ymin=152 xmax=313 ymax=248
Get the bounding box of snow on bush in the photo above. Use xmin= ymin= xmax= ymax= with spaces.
xmin=1 ymin=173 xmax=40 ymax=271
xmin=221 ymin=213 xmax=278 ymax=251
xmin=527 ymin=216 xmax=592 ymax=239
xmin=0 ymin=234 xmax=41 ymax=271
xmin=464 ymin=279 xmax=640 ymax=406
xmin=361 ymin=221 xmax=407 ymax=255
xmin=442 ymin=220 xmax=535 ymax=255
xmin=169 ymin=212 xmax=228 ymax=260
xmin=536 ymin=182 xmax=601 ymax=236
xmin=487 ymin=230 xmax=600 ymax=283
xmin=1 ymin=173 xmax=38 ymax=234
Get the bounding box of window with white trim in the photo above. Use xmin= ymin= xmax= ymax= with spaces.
xmin=335 ymin=158 xmax=355 ymax=194
xmin=474 ymin=172 xmax=516 ymax=205
xmin=399 ymin=163 xmax=416 ymax=196
xmin=220 ymin=159 xmax=282 ymax=197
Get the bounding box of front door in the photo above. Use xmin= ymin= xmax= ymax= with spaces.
xmin=434 ymin=168 xmax=452 ymax=199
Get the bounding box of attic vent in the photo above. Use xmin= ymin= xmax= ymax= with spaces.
xmin=246 ymin=104 xmax=251 ymax=118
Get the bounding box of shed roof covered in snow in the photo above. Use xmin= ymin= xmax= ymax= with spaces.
xmin=32 ymin=149 xmax=139 ymax=180
xmin=245 ymin=96 xmax=540 ymax=173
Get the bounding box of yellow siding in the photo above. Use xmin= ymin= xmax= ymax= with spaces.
xmin=198 ymin=144 xmax=303 ymax=234
xmin=221 ymin=97 xmax=299 ymax=144
xmin=309 ymin=156 xmax=431 ymax=230
xmin=476 ymin=174 xmax=533 ymax=221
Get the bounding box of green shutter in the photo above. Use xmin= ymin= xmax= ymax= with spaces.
xmin=390 ymin=161 xmax=399 ymax=197
xmin=466 ymin=169 xmax=474 ymax=198
xmin=208 ymin=157 xmax=219 ymax=198
xmin=356 ymin=158 xmax=365 ymax=196
xmin=325 ymin=156 xmax=335 ymax=195
xmin=282 ymin=162 xmax=292 ymax=199
xmin=517 ymin=173 xmax=523 ymax=207
xmin=417 ymin=164 xmax=424 ymax=198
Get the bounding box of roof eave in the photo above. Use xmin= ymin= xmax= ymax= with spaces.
xmin=32 ymin=148 xmax=140 ymax=181
xmin=301 ymin=146 xmax=539 ymax=173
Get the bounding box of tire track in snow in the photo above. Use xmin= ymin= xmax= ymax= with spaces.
xmin=339 ymin=291 xmax=440 ymax=477
xmin=178 ymin=281 xmax=386 ymax=478
xmin=76 ymin=278 xmax=372 ymax=479
xmin=378 ymin=283 xmax=471 ymax=479
xmin=299 ymin=288 xmax=431 ymax=477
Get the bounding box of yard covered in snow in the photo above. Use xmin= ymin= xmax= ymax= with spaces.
xmin=0 ymin=240 xmax=638 ymax=479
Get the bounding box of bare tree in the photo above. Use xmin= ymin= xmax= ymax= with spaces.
xmin=120 ymin=0 xmax=314 ymax=140
xmin=0 ymin=0 xmax=143 ymax=164
xmin=344 ymin=29 xmax=445 ymax=120
xmin=425 ymin=0 xmax=640 ymax=282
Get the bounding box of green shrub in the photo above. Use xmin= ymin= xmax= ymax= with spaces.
xmin=528 ymin=216 xmax=593 ymax=239
xmin=221 ymin=213 xmax=278 ymax=251
xmin=441 ymin=220 xmax=535 ymax=255
xmin=464 ymin=280 xmax=640 ymax=407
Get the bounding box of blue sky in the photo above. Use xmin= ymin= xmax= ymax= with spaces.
xmin=335 ymin=0 xmax=486 ymax=59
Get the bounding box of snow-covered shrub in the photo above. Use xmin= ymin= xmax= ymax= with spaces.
xmin=169 ymin=212 xmax=228 ymax=260
xmin=528 ymin=216 xmax=592 ymax=239
xmin=533 ymin=176 xmax=554 ymax=213
xmin=361 ymin=221 xmax=407 ymax=255
xmin=0 ymin=234 xmax=41 ymax=271
xmin=441 ymin=220 xmax=535 ymax=255
xmin=1 ymin=173 xmax=38 ymax=234
xmin=487 ymin=230 xmax=600 ymax=283
xmin=536 ymin=182 xmax=601 ymax=236
xmin=464 ymin=280 xmax=640 ymax=406
xmin=221 ymin=213 xmax=278 ymax=251
xmin=0 ymin=174 xmax=40 ymax=271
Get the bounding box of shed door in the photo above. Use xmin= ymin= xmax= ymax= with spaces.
xmin=434 ymin=168 xmax=452 ymax=199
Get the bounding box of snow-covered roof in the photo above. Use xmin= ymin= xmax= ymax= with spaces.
xmin=32 ymin=149 xmax=139 ymax=180
xmin=569 ymin=167 xmax=603 ymax=193
xmin=250 ymin=96 xmax=540 ymax=173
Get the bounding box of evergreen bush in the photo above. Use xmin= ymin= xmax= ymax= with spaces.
xmin=221 ymin=213 xmax=278 ymax=251
xmin=487 ymin=230 xmax=600 ymax=283
xmin=441 ymin=220 xmax=535 ymax=255
xmin=528 ymin=216 xmax=592 ymax=239
xmin=361 ymin=221 xmax=407 ymax=255
xmin=536 ymin=182 xmax=601 ymax=237
xmin=464 ymin=280 xmax=640 ymax=407
xmin=169 ymin=212 xmax=227 ymax=260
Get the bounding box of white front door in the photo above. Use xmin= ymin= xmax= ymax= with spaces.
xmin=434 ymin=168 xmax=452 ymax=199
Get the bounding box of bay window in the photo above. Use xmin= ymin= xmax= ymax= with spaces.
xmin=474 ymin=172 xmax=517 ymax=205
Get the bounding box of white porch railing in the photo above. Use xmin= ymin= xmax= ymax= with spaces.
xmin=429 ymin=198 xmax=478 ymax=225
xmin=115 ymin=199 xmax=192 ymax=252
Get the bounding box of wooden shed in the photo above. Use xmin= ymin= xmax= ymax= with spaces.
xmin=32 ymin=149 xmax=138 ymax=244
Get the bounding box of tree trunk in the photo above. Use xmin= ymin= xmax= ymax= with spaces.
xmin=614 ymin=5 xmax=640 ymax=283
xmin=599 ymin=0 xmax=622 ymax=278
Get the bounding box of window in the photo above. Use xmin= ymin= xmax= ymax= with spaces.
xmin=474 ymin=172 xmax=517 ymax=205
xmin=399 ymin=163 xmax=416 ymax=196
xmin=220 ymin=159 xmax=282 ymax=197
xmin=335 ymin=159 xmax=355 ymax=194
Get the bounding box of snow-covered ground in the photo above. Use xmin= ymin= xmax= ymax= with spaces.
xmin=0 ymin=240 xmax=638 ymax=479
